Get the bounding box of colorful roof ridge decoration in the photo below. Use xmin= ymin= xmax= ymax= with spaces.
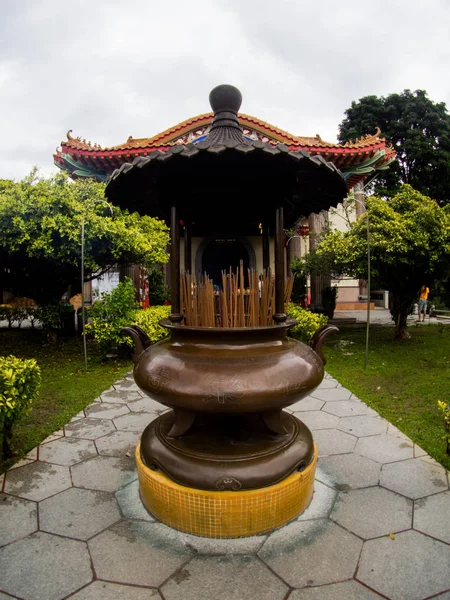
xmin=54 ymin=113 xmax=395 ymax=189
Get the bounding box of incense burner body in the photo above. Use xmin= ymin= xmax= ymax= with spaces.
xmin=126 ymin=320 xmax=335 ymax=415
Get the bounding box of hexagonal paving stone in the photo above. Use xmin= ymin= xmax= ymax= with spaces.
xmin=113 ymin=411 xmax=154 ymax=432
xmin=116 ymin=480 xmax=155 ymax=521
xmin=289 ymin=580 xmax=383 ymax=599
xmin=39 ymin=437 xmax=98 ymax=466
xmin=70 ymin=581 xmax=161 ymax=599
xmin=114 ymin=379 xmax=141 ymax=391
xmin=386 ymin=422 xmax=411 ymax=440
xmin=7 ymin=457 xmax=35 ymax=470
xmin=259 ymin=519 xmax=362 ymax=587
xmin=71 ymin=456 xmax=136 ymax=492
xmin=313 ymin=429 xmax=357 ymax=457
xmin=0 ymin=493 xmax=37 ymax=546
xmin=355 ymin=434 xmax=414 ymax=464
xmin=100 ymin=390 xmax=141 ymax=404
xmin=88 ymin=521 xmax=192 ymax=587
xmin=288 ymin=397 xmax=324 ymax=412
xmin=0 ymin=531 xmax=92 ymax=600
xmin=380 ymin=458 xmax=448 ymax=499
xmin=415 ymin=491 xmax=450 ymax=543
xmin=85 ymin=402 xmax=130 ymax=420
xmin=40 ymin=429 xmax=64 ymax=444
xmin=331 ymin=487 xmax=412 ymax=539
xmin=4 ymin=461 xmax=71 ymax=501
xmin=310 ymin=387 xmax=353 ymax=402
xmin=318 ymin=453 xmax=381 ymax=490
xmin=294 ymin=411 xmax=340 ymax=431
xmin=338 ymin=414 xmax=387 ymax=437
xmin=357 ymin=530 xmax=450 ymax=600
xmin=64 ymin=418 xmax=115 ymax=440
xmin=414 ymin=443 xmax=427 ymax=457
xmin=179 ymin=532 xmax=266 ymax=555
xmin=70 ymin=411 xmax=86 ymax=422
xmin=39 ymin=487 xmax=121 ymax=540
xmin=297 ymin=480 xmax=337 ymax=521
xmin=95 ymin=430 xmax=140 ymax=457
xmin=316 ymin=376 xmax=340 ymax=389
xmin=127 ymin=396 xmax=168 ymax=414
xmin=322 ymin=400 xmax=368 ymax=417
xmin=161 ymin=555 xmax=288 ymax=600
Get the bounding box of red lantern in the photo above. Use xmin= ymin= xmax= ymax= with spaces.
xmin=296 ymin=226 xmax=310 ymax=237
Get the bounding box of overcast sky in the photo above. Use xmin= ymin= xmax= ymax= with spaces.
xmin=1 ymin=0 xmax=449 ymax=180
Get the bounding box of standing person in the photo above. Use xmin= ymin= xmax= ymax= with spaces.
xmin=417 ymin=285 xmax=430 ymax=322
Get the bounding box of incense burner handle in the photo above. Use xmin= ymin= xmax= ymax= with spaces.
xmin=309 ymin=325 xmax=339 ymax=365
xmin=121 ymin=325 xmax=151 ymax=363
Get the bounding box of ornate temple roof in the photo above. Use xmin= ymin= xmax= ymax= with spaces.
xmin=105 ymin=84 xmax=349 ymax=230
xmin=54 ymin=112 xmax=395 ymax=190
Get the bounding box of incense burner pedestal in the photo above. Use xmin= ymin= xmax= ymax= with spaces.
xmin=124 ymin=321 xmax=336 ymax=536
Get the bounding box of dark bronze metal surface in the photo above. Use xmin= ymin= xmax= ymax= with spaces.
xmin=184 ymin=223 xmax=192 ymax=273
xmin=140 ymin=410 xmax=314 ymax=490
xmin=262 ymin=224 xmax=270 ymax=272
xmin=274 ymin=207 xmax=286 ymax=322
xmin=122 ymin=322 xmax=337 ymax=489
xmin=123 ymin=321 xmax=335 ymax=417
xmin=169 ymin=206 xmax=183 ymax=323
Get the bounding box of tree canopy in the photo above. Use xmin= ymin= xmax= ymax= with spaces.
xmin=338 ymin=90 xmax=450 ymax=205
xmin=0 ymin=170 xmax=169 ymax=304
xmin=306 ymin=185 xmax=450 ymax=340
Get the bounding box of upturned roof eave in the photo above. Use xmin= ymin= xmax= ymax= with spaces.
xmin=57 ymin=114 xmax=391 ymax=154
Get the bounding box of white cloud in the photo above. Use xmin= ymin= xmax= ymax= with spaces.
xmin=1 ymin=0 xmax=449 ymax=179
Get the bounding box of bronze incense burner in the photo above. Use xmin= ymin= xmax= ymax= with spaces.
xmin=106 ymin=84 xmax=347 ymax=494
xmin=123 ymin=320 xmax=337 ymax=489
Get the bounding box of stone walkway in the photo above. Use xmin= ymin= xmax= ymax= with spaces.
xmin=0 ymin=374 xmax=449 ymax=600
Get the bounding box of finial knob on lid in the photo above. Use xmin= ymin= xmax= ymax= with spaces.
xmin=208 ymin=84 xmax=244 ymax=142
xmin=209 ymin=84 xmax=242 ymax=115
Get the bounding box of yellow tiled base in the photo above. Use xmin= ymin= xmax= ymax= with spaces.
xmin=136 ymin=442 xmax=317 ymax=538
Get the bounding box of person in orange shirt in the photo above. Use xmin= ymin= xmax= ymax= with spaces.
xmin=417 ymin=285 xmax=430 ymax=322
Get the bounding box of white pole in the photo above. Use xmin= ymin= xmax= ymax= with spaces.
xmin=354 ymin=194 xmax=371 ymax=369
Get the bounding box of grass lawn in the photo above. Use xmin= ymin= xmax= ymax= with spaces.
xmin=323 ymin=323 xmax=450 ymax=470
xmin=0 ymin=329 xmax=132 ymax=473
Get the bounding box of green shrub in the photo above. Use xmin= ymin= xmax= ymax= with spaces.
xmin=290 ymin=258 xmax=308 ymax=305
xmin=321 ymin=285 xmax=338 ymax=317
xmin=12 ymin=307 xmax=28 ymax=328
xmin=34 ymin=305 xmax=63 ymax=331
xmin=148 ymin=266 xmax=169 ymax=306
xmin=133 ymin=305 xmax=171 ymax=344
xmin=437 ymin=401 xmax=450 ymax=455
xmin=0 ymin=356 xmax=41 ymax=459
xmin=86 ymin=278 xmax=138 ymax=354
xmin=27 ymin=307 xmax=39 ymax=329
xmin=0 ymin=305 xmax=14 ymax=328
xmin=286 ymin=303 xmax=328 ymax=342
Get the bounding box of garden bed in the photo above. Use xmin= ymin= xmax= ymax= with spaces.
xmin=323 ymin=324 xmax=450 ymax=470
xmin=0 ymin=329 xmax=132 ymax=472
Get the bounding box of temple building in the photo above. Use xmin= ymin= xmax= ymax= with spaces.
xmin=54 ymin=112 xmax=394 ymax=308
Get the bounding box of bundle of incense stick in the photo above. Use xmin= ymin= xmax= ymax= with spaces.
xmin=180 ymin=268 xmax=294 ymax=328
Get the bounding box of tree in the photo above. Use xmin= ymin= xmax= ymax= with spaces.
xmin=338 ymin=90 xmax=450 ymax=205
xmin=0 ymin=170 xmax=169 ymax=305
xmin=305 ymin=185 xmax=450 ymax=340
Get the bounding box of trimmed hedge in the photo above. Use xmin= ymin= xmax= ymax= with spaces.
xmin=0 ymin=356 xmax=41 ymax=459
xmin=133 ymin=305 xmax=171 ymax=344
xmin=286 ymin=303 xmax=329 ymax=342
